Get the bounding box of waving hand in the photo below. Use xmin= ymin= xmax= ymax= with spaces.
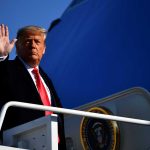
xmin=0 ymin=24 xmax=17 ymax=56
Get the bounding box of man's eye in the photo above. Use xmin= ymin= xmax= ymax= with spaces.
xmin=35 ymin=40 xmax=40 ymax=43
xmin=25 ymin=40 xmax=30 ymax=44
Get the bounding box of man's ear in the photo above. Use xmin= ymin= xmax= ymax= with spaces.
xmin=43 ymin=46 xmax=46 ymax=54
xmin=15 ymin=40 xmax=19 ymax=49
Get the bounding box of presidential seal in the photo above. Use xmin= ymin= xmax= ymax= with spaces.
xmin=80 ymin=107 xmax=120 ymax=150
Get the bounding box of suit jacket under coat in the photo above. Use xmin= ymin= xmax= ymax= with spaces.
xmin=0 ymin=56 xmax=66 ymax=149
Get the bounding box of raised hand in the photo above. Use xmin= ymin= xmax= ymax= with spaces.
xmin=0 ymin=24 xmax=17 ymax=56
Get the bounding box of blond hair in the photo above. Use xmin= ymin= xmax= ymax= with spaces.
xmin=16 ymin=25 xmax=47 ymax=40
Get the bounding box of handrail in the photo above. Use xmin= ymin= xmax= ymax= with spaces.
xmin=0 ymin=101 xmax=150 ymax=130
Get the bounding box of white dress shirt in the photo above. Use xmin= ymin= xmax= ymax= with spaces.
xmin=19 ymin=57 xmax=52 ymax=103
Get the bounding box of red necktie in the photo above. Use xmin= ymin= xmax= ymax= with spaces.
xmin=32 ymin=68 xmax=52 ymax=115
xmin=32 ymin=68 xmax=59 ymax=143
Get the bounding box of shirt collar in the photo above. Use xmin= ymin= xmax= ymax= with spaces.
xmin=18 ymin=56 xmax=39 ymax=70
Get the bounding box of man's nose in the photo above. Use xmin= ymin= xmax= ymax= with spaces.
xmin=30 ymin=40 xmax=36 ymax=47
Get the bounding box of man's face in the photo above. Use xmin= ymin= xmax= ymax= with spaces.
xmin=16 ymin=31 xmax=46 ymax=67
